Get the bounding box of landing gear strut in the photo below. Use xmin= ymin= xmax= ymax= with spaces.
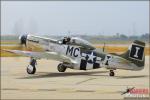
xmin=57 ymin=63 xmax=67 ymax=72
xmin=27 ymin=58 xmax=37 ymax=74
xmin=109 ymin=70 xmax=115 ymax=76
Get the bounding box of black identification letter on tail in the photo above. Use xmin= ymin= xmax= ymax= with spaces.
xmin=129 ymin=44 xmax=144 ymax=61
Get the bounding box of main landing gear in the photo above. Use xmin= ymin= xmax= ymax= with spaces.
xmin=109 ymin=70 xmax=115 ymax=76
xmin=57 ymin=63 xmax=67 ymax=72
xmin=27 ymin=58 xmax=37 ymax=74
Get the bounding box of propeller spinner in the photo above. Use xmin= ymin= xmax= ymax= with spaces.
xmin=19 ymin=34 xmax=28 ymax=46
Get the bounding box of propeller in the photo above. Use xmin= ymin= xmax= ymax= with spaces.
xmin=10 ymin=18 xmax=38 ymax=50
xmin=19 ymin=34 xmax=28 ymax=46
xmin=7 ymin=34 xmax=29 ymax=51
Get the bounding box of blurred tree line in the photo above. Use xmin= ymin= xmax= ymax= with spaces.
xmin=115 ymin=33 xmax=149 ymax=41
xmin=83 ymin=33 xmax=150 ymax=44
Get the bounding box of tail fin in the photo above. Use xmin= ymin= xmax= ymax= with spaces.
xmin=120 ymin=40 xmax=145 ymax=69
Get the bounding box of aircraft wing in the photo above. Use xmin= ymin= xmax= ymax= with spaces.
xmin=3 ymin=49 xmax=77 ymax=64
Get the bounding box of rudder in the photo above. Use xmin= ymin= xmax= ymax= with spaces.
xmin=120 ymin=40 xmax=145 ymax=69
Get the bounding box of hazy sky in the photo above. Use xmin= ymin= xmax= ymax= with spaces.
xmin=1 ymin=1 xmax=149 ymax=36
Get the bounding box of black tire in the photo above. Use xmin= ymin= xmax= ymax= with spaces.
xmin=27 ymin=65 xmax=36 ymax=74
xmin=109 ymin=71 xmax=115 ymax=76
xmin=57 ymin=63 xmax=66 ymax=72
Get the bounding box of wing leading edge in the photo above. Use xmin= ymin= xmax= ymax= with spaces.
xmin=3 ymin=49 xmax=76 ymax=64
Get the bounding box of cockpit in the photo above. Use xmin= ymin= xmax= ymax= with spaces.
xmin=62 ymin=37 xmax=71 ymax=44
xmin=58 ymin=37 xmax=95 ymax=50
xmin=58 ymin=37 xmax=71 ymax=44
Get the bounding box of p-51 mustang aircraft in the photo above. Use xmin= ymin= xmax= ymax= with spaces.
xmin=4 ymin=34 xmax=145 ymax=76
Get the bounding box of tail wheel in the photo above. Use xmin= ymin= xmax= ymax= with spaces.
xmin=109 ymin=70 xmax=115 ymax=76
xmin=27 ymin=65 xmax=36 ymax=74
xmin=57 ymin=63 xmax=66 ymax=72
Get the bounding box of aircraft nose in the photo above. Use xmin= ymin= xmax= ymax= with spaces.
xmin=19 ymin=34 xmax=28 ymax=46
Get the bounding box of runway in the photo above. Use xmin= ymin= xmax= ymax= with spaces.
xmin=1 ymin=56 xmax=149 ymax=99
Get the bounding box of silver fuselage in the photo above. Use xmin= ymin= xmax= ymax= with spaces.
xmin=26 ymin=35 xmax=143 ymax=71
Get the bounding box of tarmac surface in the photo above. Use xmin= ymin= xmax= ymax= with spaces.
xmin=1 ymin=56 xmax=149 ymax=99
